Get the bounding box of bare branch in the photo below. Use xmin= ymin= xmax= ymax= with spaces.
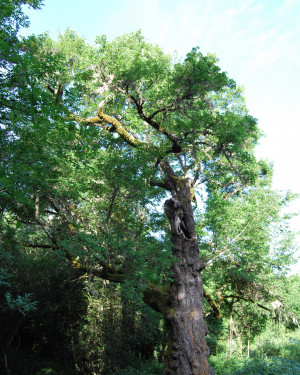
xmin=205 ymin=214 xmax=259 ymax=263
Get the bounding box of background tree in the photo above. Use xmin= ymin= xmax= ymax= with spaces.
xmin=0 ymin=1 xmax=44 ymax=373
xmin=199 ymin=180 xmax=298 ymax=361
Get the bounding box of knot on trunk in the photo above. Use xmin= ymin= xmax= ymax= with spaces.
xmin=165 ymin=198 xmax=189 ymax=238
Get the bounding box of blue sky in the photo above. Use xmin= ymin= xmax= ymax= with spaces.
xmin=21 ymin=0 xmax=300 ymax=271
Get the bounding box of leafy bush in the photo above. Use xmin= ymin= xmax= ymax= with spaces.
xmin=36 ymin=369 xmax=56 ymax=375
xmin=105 ymin=360 xmax=163 ymax=375
xmin=251 ymin=325 xmax=300 ymax=360
xmin=210 ymin=328 xmax=300 ymax=375
xmin=210 ymin=354 xmax=300 ymax=375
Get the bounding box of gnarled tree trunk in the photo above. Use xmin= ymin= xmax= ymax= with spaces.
xmin=163 ymin=186 xmax=211 ymax=375
xmin=150 ymin=158 xmax=213 ymax=375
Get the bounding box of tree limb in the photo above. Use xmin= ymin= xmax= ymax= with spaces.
xmin=129 ymin=94 xmax=182 ymax=153
xmin=203 ymin=289 xmax=221 ymax=318
xmin=70 ymin=110 xmax=141 ymax=148
xmin=222 ymin=294 xmax=272 ymax=312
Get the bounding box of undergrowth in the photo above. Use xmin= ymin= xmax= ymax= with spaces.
xmin=210 ymin=327 xmax=300 ymax=375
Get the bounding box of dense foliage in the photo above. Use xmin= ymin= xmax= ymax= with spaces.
xmin=0 ymin=2 xmax=299 ymax=374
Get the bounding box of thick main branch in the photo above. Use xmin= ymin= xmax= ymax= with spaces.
xmin=71 ymin=110 xmax=140 ymax=148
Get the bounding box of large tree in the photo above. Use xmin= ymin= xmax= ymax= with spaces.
xmin=39 ymin=30 xmax=266 ymax=374
xmin=2 ymin=28 xmax=290 ymax=375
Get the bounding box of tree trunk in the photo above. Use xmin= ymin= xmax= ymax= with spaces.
xmin=161 ymin=172 xmax=212 ymax=375
xmin=229 ymin=314 xmax=233 ymax=357
xmin=0 ymin=349 xmax=9 ymax=375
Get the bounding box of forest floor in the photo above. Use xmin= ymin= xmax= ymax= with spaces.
xmin=5 ymin=327 xmax=300 ymax=374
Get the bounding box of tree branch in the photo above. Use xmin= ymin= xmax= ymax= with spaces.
xmin=70 ymin=109 xmax=141 ymax=148
xmin=203 ymin=289 xmax=221 ymax=318
xmin=64 ymin=250 xmax=126 ymax=283
xmin=142 ymin=283 xmax=171 ymax=315
xmin=129 ymin=94 xmax=182 ymax=153
xmin=223 ymin=294 xmax=272 ymax=312
xmin=98 ymin=109 xmax=140 ymax=147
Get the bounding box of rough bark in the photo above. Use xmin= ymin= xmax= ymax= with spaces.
xmin=161 ymin=167 xmax=213 ymax=375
